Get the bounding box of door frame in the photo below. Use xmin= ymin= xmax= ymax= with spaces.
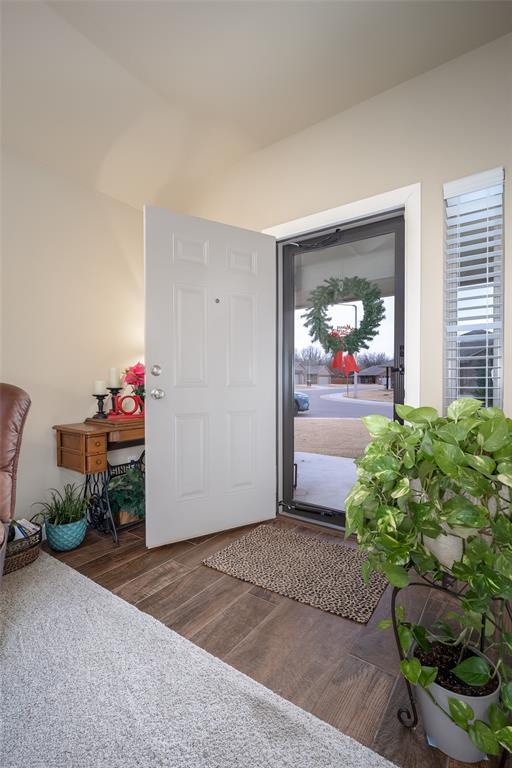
xmin=264 ymin=182 xmax=421 ymax=522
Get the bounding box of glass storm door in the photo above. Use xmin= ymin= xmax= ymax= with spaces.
xmin=281 ymin=215 xmax=405 ymax=527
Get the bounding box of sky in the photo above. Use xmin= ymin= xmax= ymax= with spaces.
xmin=294 ymin=296 xmax=395 ymax=359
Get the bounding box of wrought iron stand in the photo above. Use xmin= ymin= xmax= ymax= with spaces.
xmin=84 ymin=452 xmax=145 ymax=545
xmin=84 ymin=469 xmax=118 ymax=541
xmin=391 ymin=577 xmax=508 ymax=767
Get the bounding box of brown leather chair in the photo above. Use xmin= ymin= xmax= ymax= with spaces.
xmin=0 ymin=384 xmax=31 ymax=582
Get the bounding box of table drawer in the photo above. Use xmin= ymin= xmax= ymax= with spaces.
xmin=86 ymin=453 xmax=108 ymax=474
xmin=86 ymin=435 xmax=107 ymax=454
xmin=107 ymin=427 xmax=144 ymax=444
xmin=60 ymin=432 xmax=82 ymax=453
xmin=58 ymin=449 xmax=85 ymax=473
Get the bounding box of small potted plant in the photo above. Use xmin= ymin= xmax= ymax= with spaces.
xmin=346 ymin=398 xmax=512 ymax=763
xmin=108 ymin=466 xmax=145 ymax=526
xmin=33 ymin=483 xmax=88 ymax=551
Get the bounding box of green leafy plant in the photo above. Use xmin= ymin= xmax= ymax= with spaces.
xmin=32 ymin=483 xmax=88 ymax=525
xmin=346 ymin=397 xmax=512 ymax=756
xmin=108 ymin=467 xmax=145 ymax=521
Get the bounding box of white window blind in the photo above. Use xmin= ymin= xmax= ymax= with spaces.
xmin=443 ymin=167 xmax=504 ymax=410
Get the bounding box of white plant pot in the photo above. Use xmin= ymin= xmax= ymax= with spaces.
xmin=423 ymin=527 xmax=492 ymax=570
xmin=422 ymin=530 xmax=464 ymax=569
xmin=422 ymin=521 xmax=482 ymax=569
xmin=414 ymin=647 xmax=500 ymax=763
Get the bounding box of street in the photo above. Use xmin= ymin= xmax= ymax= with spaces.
xmin=295 ymin=386 xmax=393 ymax=418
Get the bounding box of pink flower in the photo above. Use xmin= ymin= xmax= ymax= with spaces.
xmin=132 ymin=362 xmax=145 ymax=377
xmin=123 ymin=362 xmax=145 ymax=386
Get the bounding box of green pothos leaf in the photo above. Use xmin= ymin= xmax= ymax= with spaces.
xmin=395 ymin=404 xmax=414 ymax=421
xmin=495 ymin=726 xmax=512 ymax=752
xmin=381 ymin=562 xmax=409 ymax=588
xmin=411 ymin=625 xmax=432 ymax=652
xmin=448 ymin=697 xmax=474 ymax=729
xmin=467 ymin=720 xmax=500 ymax=756
xmin=501 ymin=682 xmax=512 ymax=711
xmin=345 ymin=500 xmax=364 ymax=538
xmin=432 ymin=440 xmax=465 ymax=476
xmin=447 ymin=397 xmax=482 ymax=422
xmin=361 ymin=560 xmax=372 ymax=586
xmin=362 ymin=414 xmax=391 ymax=437
xmin=400 ymin=658 xmax=421 ymax=685
xmin=465 ymin=454 xmax=496 ymax=476
xmin=418 ymin=665 xmax=437 ymax=688
xmin=406 ymin=407 xmax=439 ymax=425
xmin=488 ymin=703 xmax=509 ymax=732
xmin=391 ymin=477 xmax=410 ymax=499
xmin=398 ymin=624 xmax=413 ymax=655
xmin=452 ymin=656 xmax=492 ymax=687
xmin=479 ymin=417 xmax=510 ymax=452
xmin=377 ymin=618 xmax=393 ymax=631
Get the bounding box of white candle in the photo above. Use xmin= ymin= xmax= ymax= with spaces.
xmin=93 ymin=380 xmax=107 ymax=395
xmin=108 ymin=368 xmax=120 ymax=388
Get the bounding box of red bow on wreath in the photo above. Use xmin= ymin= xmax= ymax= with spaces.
xmin=329 ymin=328 xmax=360 ymax=375
xmin=332 ymin=351 xmax=360 ymax=375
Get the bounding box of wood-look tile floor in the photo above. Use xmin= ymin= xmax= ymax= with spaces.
xmin=44 ymin=517 xmax=498 ymax=768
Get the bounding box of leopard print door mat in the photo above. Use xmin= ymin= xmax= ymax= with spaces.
xmin=203 ymin=525 xmax=388 ymax=623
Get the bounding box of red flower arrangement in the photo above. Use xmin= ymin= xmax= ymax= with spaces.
xmin=123 ymin=362 xmax=145 ymax=400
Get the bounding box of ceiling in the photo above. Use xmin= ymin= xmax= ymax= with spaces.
xmin=3 ymin=1 xmax=512 ymax=210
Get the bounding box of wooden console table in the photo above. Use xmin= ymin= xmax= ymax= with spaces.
xmin=53 ymin=418 xmax=144 ymax=542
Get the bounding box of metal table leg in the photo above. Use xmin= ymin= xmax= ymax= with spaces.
xmin=84 ymin=471 xmax=118 ymax=544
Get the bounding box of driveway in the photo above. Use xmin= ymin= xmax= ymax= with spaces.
xmin=295 ymin=386 xmax=393 ymax=418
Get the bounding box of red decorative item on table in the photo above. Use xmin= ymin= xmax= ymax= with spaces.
xmin=107 ymin=362 xmax=145 ymax=420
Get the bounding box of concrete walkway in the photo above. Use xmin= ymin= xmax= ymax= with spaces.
xmin=293 ymin=451 xmax=357 ymax=511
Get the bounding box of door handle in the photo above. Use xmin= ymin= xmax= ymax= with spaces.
xmin=150 ymin=364 xmax=162 ymax=376
xmin=150 ymin=388 xmax=166 ymax=400
xmin=390 ymin=366 xmax=405 ymax=375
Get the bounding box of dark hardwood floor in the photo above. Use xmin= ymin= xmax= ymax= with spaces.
xmin=44 ymin=517 xmax=497 ymax=768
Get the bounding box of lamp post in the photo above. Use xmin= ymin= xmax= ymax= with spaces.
xmin=346 ymin=304 xmax=359 ymax=399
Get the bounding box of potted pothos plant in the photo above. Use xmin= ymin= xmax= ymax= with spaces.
xmin=345 ymin=397 xmax=512 ymax=763
xmin=32 ymin=483 xmax=88 ymax=551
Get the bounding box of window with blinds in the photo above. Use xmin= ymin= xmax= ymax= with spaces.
xmin=443 ymin=167 xmax=504 ymax=410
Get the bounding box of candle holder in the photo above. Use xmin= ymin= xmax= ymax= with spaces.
xmin=106 ymin=387 xmax=122 ymax=415
xmin=92 ymin=394 xmax=108 ymax=419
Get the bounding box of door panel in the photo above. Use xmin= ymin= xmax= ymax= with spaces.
xmin=145 ymin=206 xmax=276 ymax=548
xmin=174 ymin=285 xmax=208 ymax=386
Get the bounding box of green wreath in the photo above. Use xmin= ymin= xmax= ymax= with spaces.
xmin=302 ymin=276 xmax=385 ymax=355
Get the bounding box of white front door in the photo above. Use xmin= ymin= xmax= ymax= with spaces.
xmin=144 ymin=206 xmax=277 ymax=547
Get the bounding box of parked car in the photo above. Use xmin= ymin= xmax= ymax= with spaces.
xmin=294 ymin=391 xmax=310 ymax=414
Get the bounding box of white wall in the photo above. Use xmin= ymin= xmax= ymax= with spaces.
xmin=189 ymin=35 xmax=512 ymax=412
xmin=1 ymin=149 xmax=144 ymax=517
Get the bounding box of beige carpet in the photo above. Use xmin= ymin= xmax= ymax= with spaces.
xmin=294 ymin=417 xmax=370 ymax=458
xmin=203 ymin=525 xmax=388 ymax=623
xmin=1 ymin=554 xmax=396 ymax=768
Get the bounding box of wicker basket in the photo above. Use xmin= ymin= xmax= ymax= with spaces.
xmin=3 ymin=525 xmax=42 ymax=575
